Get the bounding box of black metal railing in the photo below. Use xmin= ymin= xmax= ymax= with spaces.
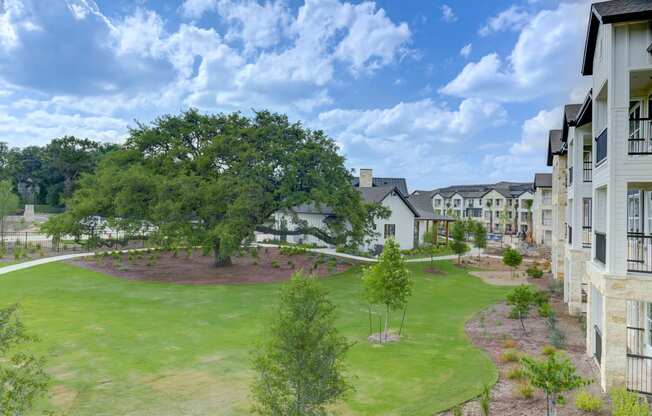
xmin=596 ymin=128 xmax=608 ymax=165
xmin=568 ymin=225 xmax=573 ymax=245
xmin=627 ymin=233 xmax=652 ymax=273
xmin=583 ymin=154 xmax=592 ymax=182
xmin=629 ymin=117 xmax=652 ymax=155
xmin=569 ymin=166 xmax=574 ymax=185
xmin=627 ymin=326 xmax=652 ymax=394
xmin=581 ymin=283 xmax=588 ymax=304
xmin=595 ymin=325 xmax=602 ymax=365
xmin=582 ymin=226 xmax=592 ymax=248
xmin=595 ymin=232 xmax=606 ymax=265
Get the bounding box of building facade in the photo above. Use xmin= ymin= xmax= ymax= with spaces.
xmin=533 ymin=173 xmax=553 ymax=247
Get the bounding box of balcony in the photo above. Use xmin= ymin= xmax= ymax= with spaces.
xmin=629 ymin=117 xmax=652 ymax=155
xmin=627 ymin=326 xmax=652 ymax=394
xmin=582 ymin=226 xmax=592 ymax=248
xmin=583 ymin=154 xmax=592 ymax=182
xmin=627 ymin=233 xmax=652 ymax=273
xmin=595 ymin=128 xmax=607 ymax=165
xmin=595 ymin=232 xmax=606 ymax=265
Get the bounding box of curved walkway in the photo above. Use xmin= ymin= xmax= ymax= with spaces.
xmin=0 ymin=245 xmax=488 ymax=276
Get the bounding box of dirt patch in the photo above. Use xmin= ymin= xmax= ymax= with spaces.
xmin=439 ymin=280 xmax=608 ymax=416
xmin=469 ymin=270 xmax=530 ymax=286
xmin=462 ymin=256 xmax=545 ymax=272
xmin=424 ymin=267 xmax=444 ymax=275
xmin=368 ymin=331 xmax=401 ymax=343
xmin=69 ymin=247 xmax=356 ymax=284
xmin=50 ymin=384 xmax=78 ymax=413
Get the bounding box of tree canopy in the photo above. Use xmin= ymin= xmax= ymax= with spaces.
xmin=45 ymin=109 xmax=387 ymax=265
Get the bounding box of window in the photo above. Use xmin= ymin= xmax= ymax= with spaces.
xmin=384 ymin=224 xmax=396 ymax=239
xmin=543 ymin=190 xmax=552 ymax=205
xmin=508 ymin=211 xmax=513 ymax=219
xmin=628 ymin=191 xmax=642 ymax=233
xmin=507 ymin=199 xmax=512 ymax=207
xmin=542 ymin=210 xmax=552 ymax=226
xmin=484 ymin=211 xmax=490 ymax=219
xmin=454 ymin=199 xmax=461 ymax=208
xmin=583 ymin=198 xmax=592 ymax=228
xmin=495 ymin=199 xmax=501 ymax=207
xmin=434 ymin=199 xmax=441 ymax=207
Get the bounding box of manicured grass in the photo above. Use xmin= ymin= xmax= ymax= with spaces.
xmin=401 ymin=245 xmax=455 ymax=260
xmin=0 ymin=261 xmax=508 ymax=415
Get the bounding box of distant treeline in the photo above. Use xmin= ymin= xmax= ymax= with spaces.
xmin=0 ymin=136 xmax=119 ymax=208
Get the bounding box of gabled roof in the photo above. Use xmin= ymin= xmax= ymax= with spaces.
xmin=359 ymin=186 xmax=420 ymax=217
xmin=407 ymin=191 xmax=455 ymax=221
xmin=534 ymin=173 xmax=552 ymax=189
xmin=352 ymin=177 xmax=408 ymax=195
xmin=576 ymin=89 xmax=593 ymax=127
xmin=582 ymin=1 xmax=652 ymax=76
xmin=562 ymin=103 xmax=582 ymax=142
xmin=547 ymin=129 xmax=564 ymax=166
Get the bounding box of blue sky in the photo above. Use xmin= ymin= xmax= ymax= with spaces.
xmin=0 ymin=0 xmax=593 ymax=190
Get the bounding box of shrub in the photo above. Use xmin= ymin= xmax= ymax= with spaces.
xmin=526 ymin=267 xmax=544 ymax=278
xmin=451 ymin=405 xmax=462 ymax=416
xmin=503 ymin=248 xmax=523 ymax=277
xmin=287 ymin=260 xmax=295 ymax=269
xmin=271 ymin=260 xmax=280 ymax=269
xmin=575 ymin=390 xmax=603 ymax=413
xmin=500 ymin=348 xmax=522 ymax=363
xmin=502 ymin=338 xmax=518 ymax=349
xmin=542 ymin=345 xmax=557 ymax=357
xmin=507 ymin=367 xmax=526 ymax=380
xmin=516 ymin=381 xmax=534 ymax=399
xmin=611 ymin=387 xmax=651 ymax=416
xmin=538 ymin=302 xmax=553 ymax=318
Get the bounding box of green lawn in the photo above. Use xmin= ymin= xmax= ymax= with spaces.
xmin=0 ymin=261 xmax=508 ymax=415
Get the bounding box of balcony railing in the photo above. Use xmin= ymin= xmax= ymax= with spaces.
xmin=582 ymin=226 xmax=592 ymax=248
xmin=627 ymin=233 xmax=652 ymax=273
xmin=629 ymin=117 xmax=652 ymax=155
xmin=595 ymin=128 xmax=608 ymax=165
xmin=583 ymin=156 xmax=592 ymax=182
xmin=595 ymin=232 xmax=606 ymax=265
xmin=627 ymin=326 xmax=652 ymax=394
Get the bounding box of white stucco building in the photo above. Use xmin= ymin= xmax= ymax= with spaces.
xmin=533 ymin=173 xmax=553 ymax=247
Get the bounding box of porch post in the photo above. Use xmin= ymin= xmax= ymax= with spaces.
xmin=600 ymin=294 xmax=627 ymax=390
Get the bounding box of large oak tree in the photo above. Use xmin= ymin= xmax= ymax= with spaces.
xmin=46 ymin=109 xmax=387 ymax=266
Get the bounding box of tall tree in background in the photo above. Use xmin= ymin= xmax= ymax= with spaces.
xmin=45 ymin=109 xmax=387 ymax=266
xmin=251 ymin=273 xmax=351 ymax=415
xmin=0 ymin=180 xmax=19 ymax=238
xmin=0 ymin=304 xmax=50 ymax=416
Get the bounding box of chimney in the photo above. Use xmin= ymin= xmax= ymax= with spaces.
xmin=359 ymin=168 xmax=373 ymax=188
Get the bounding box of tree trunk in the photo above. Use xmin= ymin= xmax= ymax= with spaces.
xmin=384 ymin=304 xmax=390 ymax=342
xmin=213 ymin=240 xmax=232 ymax=267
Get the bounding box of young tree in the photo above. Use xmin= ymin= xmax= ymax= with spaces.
xmin=521 ymin=352 xmax=587 ymax=416
xmin=0 ymin=304 xmax=50 ymax=416
xmin=42 ymin=110 xmax=388 ymax=266
xmin=251 ymin=273 xmax=351 ymax=415
xmin=503 ymin=247 xmax=523 ymax=277
xmin=507 ymin=285 xmax=536 ymax=334
xmin=472 ymin=221 xmax=487 ymax=259
xmin=362 ymin=239 xmax=413 ymax=341
xmin=450 ymin=221 xmax=469 ymax=264
xmin=0 ymin=180 xmax=19 ymax=238
xmin=523 ymin=199 xmax=534 ymax=244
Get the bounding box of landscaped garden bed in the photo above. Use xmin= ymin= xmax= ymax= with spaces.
xmin=71 ymin=246 xmax=354 ymax=284
xmin=440 ymin=276 xmax=608 ymax=416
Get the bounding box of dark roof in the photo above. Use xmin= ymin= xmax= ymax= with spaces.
xmin=562 ymin=103 xmax=583 ymax=142
xmin=534 ymin=173 xmax=552 ymax=189
xmin=293 ymin=203 xmax=335 ymax=215
xmin=352 ymin=177 xmax=408 ymax=195
xmin=577 ymin=90 xmax=593 ymax=127
xmin=547 ymin=129 xmax=564 ymax=166
xmin=359 ymin=186 xmax=420 ymax=216
xmin=582 ymin=1 xmax=652 ymax=75
xmin=431 ymin=182 xmax=534 ymax=199
xmin=407 ymin=191 xmax=459 ymax=221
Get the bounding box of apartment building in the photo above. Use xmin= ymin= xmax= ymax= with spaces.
xmin=533 ymin=173 xmax=553 ymax=246
xmin=430 ymin=182 xmax=533 ymax=234
xmin=549 ymin=0 xmax=652 ymax=394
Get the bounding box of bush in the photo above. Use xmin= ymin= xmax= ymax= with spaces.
xmin=279 ymin=245 xmax=308 ymax=256
xmin=503 ymin=247 xmax=523 ymax=276
xmin=526 ymin=266 xmax=543 ymax=278
xmin=538 ymin=302 xmax=553 ymax=318
xmin=516 ymin=381 xmax=534 ymax=399
xmin=611 ymin=387 xmax=651 ymax=416
xmin=451 ymin=405 xmax=462 ymax=416
xmin=500 ymin=349 xmax=522 ymax=363
xmin=575 ymin=390 xmax=603 ymax=413
xmin=271 ymin=260 xmax=280 ymax=269
xmin=542 ymin=345 xmax=557 ymax=357
xmin=480 ymin=384 xmax=491 ymax=416
xmin=507 ymin=367 xmax=526 ymax=380
xmin=502 ymin=338 xmax=518 ymax=349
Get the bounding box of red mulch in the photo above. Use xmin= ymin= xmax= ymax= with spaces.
xmin=69 ymin=247 xmax=356 ymax=285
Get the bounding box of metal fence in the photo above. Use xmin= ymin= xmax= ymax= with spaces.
xmin=627 ymin=326 xmax=652 ymax=395
xmin=627 ymin=233 xmax=652 ymax=273
xmin=629 ymin=118 xmax=652 ymax=155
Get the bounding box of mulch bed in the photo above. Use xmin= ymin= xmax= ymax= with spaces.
xmin=70 ymin=247 xmax=356 ymax=285
xmin=439 ymin=278 xmax=609 ymax=415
